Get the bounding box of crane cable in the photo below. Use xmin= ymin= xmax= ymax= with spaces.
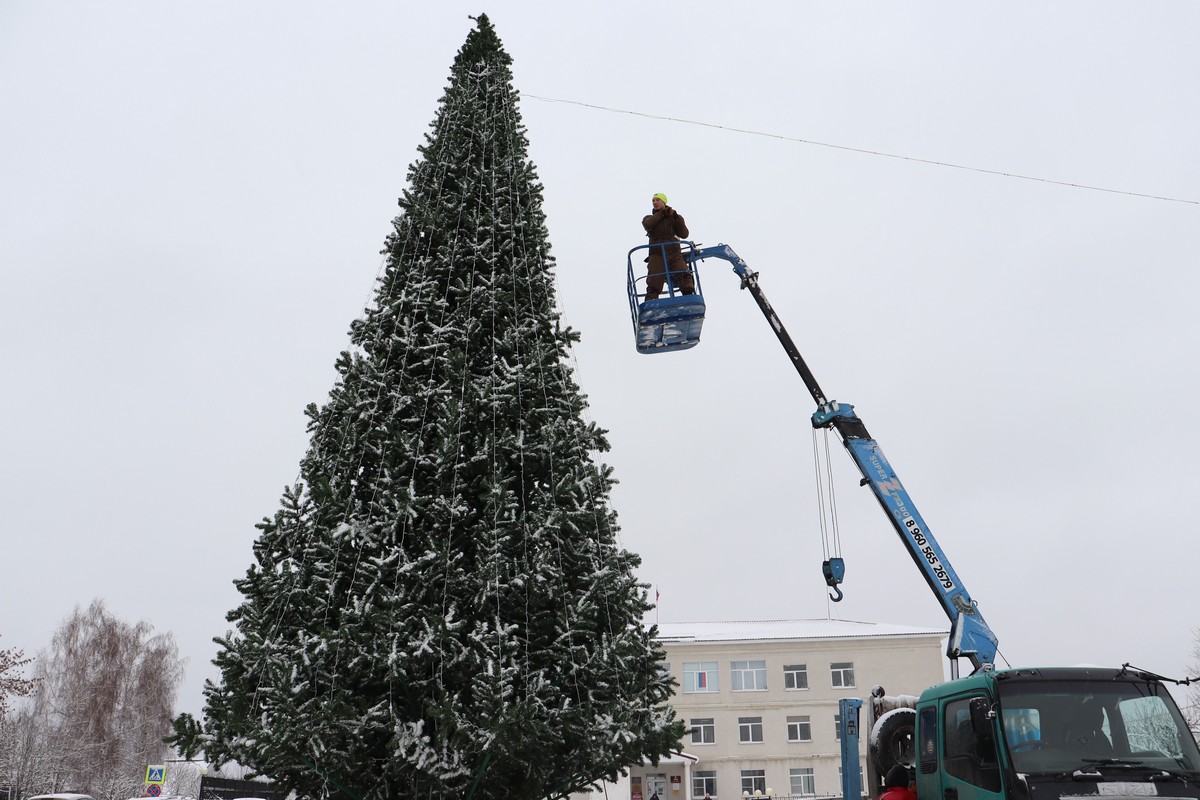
xmin=813 ymin=426 xmax=846 ymax=603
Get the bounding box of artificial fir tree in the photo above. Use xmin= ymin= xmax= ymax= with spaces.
xmin=185 ymin=15 xmax=682 ymax=800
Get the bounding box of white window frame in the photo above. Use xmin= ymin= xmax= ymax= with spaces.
xmin=790 ymin=767 xmax=815 ymax=797
xmin=690 ymin=717 xmax=716 ymax=745
xmin=738 ymin=716 xmax=764 ymax=744
xmin=831 ymin=661 xmax=856 ymax=688
xmin=839 ymin=764 xmax=868 ymax=799
xmin=731 ymin=659 xmax=768 ymax=691
xmin=741 ymin=770 xmax=766 ymax=795
xmin=693 ymin=771 xmax=717 ymax=798
xmin=683 ymin=661 xmax=720 ymax=693
xmin=787 ymin=715 xmax=812 ymax=742
xmin=784 ymin=663 xmax=808 ymax=690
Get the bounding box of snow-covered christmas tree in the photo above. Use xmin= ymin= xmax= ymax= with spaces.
xmin=187 ymin=15 xmax=682 ymax=800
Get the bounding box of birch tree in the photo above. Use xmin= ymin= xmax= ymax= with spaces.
xmin=0 ymin=601 xmax=184 ymax=800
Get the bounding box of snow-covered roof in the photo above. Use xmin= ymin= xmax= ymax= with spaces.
xmin=653 ymin=618 xmax=946 ymax=644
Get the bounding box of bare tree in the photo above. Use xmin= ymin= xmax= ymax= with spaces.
xmin=156 ymin=759 xmax=207 ymax=799
xmin=0 ymin=637 xmax=39 ymax=800
xmin=0 ymin=704 xmax=60 ymax=800
xmin=0 ymin=638 xmax=35 ymax=721
xmin=1187 ymin=628 xmax=1200 ymax=735
xmin=0 ymin=600 xmax=186 ymax=800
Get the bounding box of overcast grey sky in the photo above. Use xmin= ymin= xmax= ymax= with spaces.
xmin=3 ymin=2 xmax=1199 ymax=719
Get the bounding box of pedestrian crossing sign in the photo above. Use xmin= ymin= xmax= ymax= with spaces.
xmin=146 ymin=764 xmax=166 ymax=784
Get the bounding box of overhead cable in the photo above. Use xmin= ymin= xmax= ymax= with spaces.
xmin=521 ymin=93 xmax=1198 ymax=206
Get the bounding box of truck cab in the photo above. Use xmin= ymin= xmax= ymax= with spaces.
xmin=916 ymin=667 xmax=1200 ymax=800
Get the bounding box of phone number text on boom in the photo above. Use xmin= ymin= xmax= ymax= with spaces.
xmin=904 ymin=517 xmax=956 ymax=590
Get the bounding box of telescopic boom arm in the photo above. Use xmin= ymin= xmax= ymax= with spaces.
xmin=692 ymin=244 xmax=999 ymax=676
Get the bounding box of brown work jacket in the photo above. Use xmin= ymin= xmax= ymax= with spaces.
xmin=642 ymin=207 xmax=689 ymax=254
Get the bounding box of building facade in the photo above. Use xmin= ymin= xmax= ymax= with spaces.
xmin=617 ymin=619 xmax=945 ymax=800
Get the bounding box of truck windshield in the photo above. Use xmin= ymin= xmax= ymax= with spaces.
xmin=997 ymin=678 xmax=1200 ymax=774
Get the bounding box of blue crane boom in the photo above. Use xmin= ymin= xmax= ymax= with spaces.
xmin=657 ymin=243 xmax=1200 ymax=800
xmin=691 ymin=243 xmax=998 ymax=677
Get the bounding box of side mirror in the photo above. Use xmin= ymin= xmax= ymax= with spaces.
xmin=970 ymin=696 xmax=995 ymax=744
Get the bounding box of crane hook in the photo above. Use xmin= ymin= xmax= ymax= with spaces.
xmin=822 ymin=558 xmax=846 ymax=603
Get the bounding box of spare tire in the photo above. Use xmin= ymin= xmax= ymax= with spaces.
xmin=871 ymin=707 xmax=917 ymax=775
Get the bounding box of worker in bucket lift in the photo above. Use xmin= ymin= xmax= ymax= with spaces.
xmin=641 ymin=192 xmax=692 ymax=301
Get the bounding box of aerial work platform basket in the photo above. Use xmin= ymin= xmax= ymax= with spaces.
xmin=626 ymin=241 xmax=706 ymax=354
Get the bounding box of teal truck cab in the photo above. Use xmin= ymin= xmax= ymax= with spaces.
xmin=917 ymin=666 xmax=1200 ymax=800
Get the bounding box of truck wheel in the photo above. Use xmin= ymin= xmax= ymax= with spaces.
xmin=871 ymin=707 xmax=917 ymax=774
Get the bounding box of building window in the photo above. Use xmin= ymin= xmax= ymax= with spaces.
xmin=693 ymin=771 xmax=717 ymax=798
xmin=838 ymin=765 xmax=867 ymax=798
xmin=741 ymin=770 xmax=766 ymax=795
xmin=690 ymin=718 xmax=716 ymax=745
xmin=790 ymin=767 xmax=815 ymax=796
xmin=787 ymin=715 xmax=812 ymax=742
xmin=684 ymin=662 xmax=719 ymax=693
xmin=831 ymin=661 xmax=855 ymax=688
xmin=835 ymin=713 xmax=841 ymax=740
xmin=731 ymin=659 xmax=767 ymax=691
xmin=738 ymin=716 xmax=764 ymax=743
xmin=784 ymin=663 xmax=808 ymax=690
